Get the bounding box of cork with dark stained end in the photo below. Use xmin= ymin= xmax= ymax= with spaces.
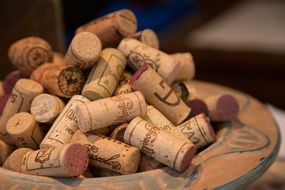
xmin=129 ymin=29 xmax=160 ymax=49
xmin=176 ymin=113 xmax=216 ymax=149
xmin=0 ymin=79 xmax=44 ymax=144
xmin=131 ymin=67 xmax=191 ymax=125
xmin=205 ymin=94 xmax=239 ymax=122
xmin=110 ymin=123 xmax=128 ymax=142
xmin=3 ymin=70 xmax=22 ymax=94
xmin=71 ymin=131 xmax=141 ymax=175
xmin=3 ymin=148 xmax=32 ymax=172
xmin=187 ymin=97 xmax=209 ymax=118
xmin=21 ymin=143 xmax=88 ymax=177
xmin=118 ymin=38 xmax=179 ymax=84
xmin=76 ymin=91 xmax=147 ymax=133
xmin=124 ymin=117 xmax=196 ymax=172
xmin=62 ymin=143 xmax=89 ymax=176
xmin=76 ymin=9 xmax=137 ymax=47
xmin=8 ymin=37 xmax=53 ymax=76
xmin=65 ymin=32 xmax=102 ymax=70
xmin=0 ymin=139 xmax=15 ymax=165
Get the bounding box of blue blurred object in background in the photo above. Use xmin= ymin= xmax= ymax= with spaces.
xmin=63 ymin=0 xmax=198 ymax=46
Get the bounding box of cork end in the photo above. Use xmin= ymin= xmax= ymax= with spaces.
xmin=217 ymin=94 xmax=239 ymax=121
xmin=130 ymin=66 xmax=148 ymax=83
xmin=62 ymin=143 xmax=89 ymax=176
xmin=187 ymin=98 xmax=209 ymax=118
xmin=179 ymin=145 xmax=196 ymax=172
xmin=116 ymin=9 xmax=138 ymax=36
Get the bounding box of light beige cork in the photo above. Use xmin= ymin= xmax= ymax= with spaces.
xmin=176 ymin=113 xmax=216 ymax=149
xmin=21 ymin=143 xmax=89 ymax=177
xmin=30 ymin=93 xmax=65 ymax=123
xmin=82 ymin=48 xmax=126 ymax=100
xmin=76 ymin=9 xmax=137 ymax=48
xmin=171 ymin=53 xmax=195 ymax=81
xmin=31 ymin=64 xmax=85 ymax=98
xmin=40 ymin=95 xmax=90 ymax=148
xmin=205 ymin=94 xmax=239 ymax=122
xmin=118 ymin=38 xmax=179 ymax=84
xmin=143 ymin=105 xmax=187 ymax=140
xmin=131 ymin=67 xmax=191 ymax=125
xmin=0 ymin=79 xmax=44 ymax=144
xmin=3 ymin=148 xmax=32 ymax=172
xmin=138 ymin=154 xmax=165 ymax=172
xmin=8 ymin=37 xmax=53 ymax=76
xmin=124 ymin=117 xmax=196 ymax=172
xmin=71 ymin=130 xmax=141 ymax=175
xmin=65 ymin=32 xmax=102 ymax=70
xmin=129 ymin=29 xmax=160 ymax=49
xmin=6 ymin=112 xmax=44 ymax=149
xmin=76 ymin=91 xmax=147 ymax=133
xmin=0 ymin=139 xmax=15 ymax=165
xmin=110 ymin=123 xmax=128 ymax=142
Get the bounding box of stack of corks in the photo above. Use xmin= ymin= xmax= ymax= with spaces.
xmin=0 ymin=9 xmax=239 ymax=178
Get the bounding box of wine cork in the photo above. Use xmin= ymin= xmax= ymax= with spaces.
xmin=21 ymin=143 xmax=89 ymax=177
xmin=0 ymin=81 xmax=4 ymax=96
xmin=30 ymin=93 xmax=65 ymax=123
xmin=131 ymin=67 xmax=190 ymax=125
xmin=0 ymin=79 xmax=44 ymax=143
xmin=110 ymin=123 xmax=128 ymax=142
xmin=76 ymin=9 xmax=137 ymax=48
xmin=8 ymin=37 xmax=53 ymax=76
xmin=205 ymin=94 xmax=239 ymax=122
xmin=124 ymin=117 xmax=196 ymax=172
xmin=65 ymin=32 xmax=102 ymax=70
xmin=71 ymin=131 xmax=141 ymax=175
xmin=76 ymin=91 xmax=147 ymax=133
xmin=172 ymin=81 xmax=209 ymax=117
xmin=6 ymin=112 xmax=44 ymax=149
xmin=176 ymin=113 xmax=216 ymax=149
xmin=144 ymin=105 xmax=187 ymax=140
xmin=82 ymin=48 xmax=126 ymax=100
xmin=0 ymin=94 xmax=9 ymax=116
xmin=40 ymin=95 xmax=90 ymax=148
xmin=138 ymin=154 xmax=165 ymax=172
xmin=113 ymin=81 xmax=133 ymax=95
xmin=3 ymin=70 xmax=22 ymax=94
xmin=53 ymin=52 xmax=65 ymax=65
xmin=171 ymin=53 xmax=195 ymax=81
xmin=118 ymin=38 xmax=179 ymax=84
xmin=3 ymin=148 xmax=32 ymax=172
xmin=31 ymin=64 xmax=85 ymax=98
xmin=129 ymin=29 xmax=159 ymax=49
xmin=0 ymin=139 xmax=15 ymax=165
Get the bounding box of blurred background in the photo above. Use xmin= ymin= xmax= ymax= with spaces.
xmin=0 ymin=0 xmax=284 ymax=188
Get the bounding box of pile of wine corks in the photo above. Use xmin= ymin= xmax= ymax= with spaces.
xmin=0 ymin=9 xmax=240 ymax=178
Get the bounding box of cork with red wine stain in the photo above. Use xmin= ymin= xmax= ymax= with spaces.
xmin=187 ymin=97 xmax=209 ymax=118
xmin=124 ymin=117 xmax=196 ymax=172
xmin=21 ymin=143 xmax=88 ymax=177
xmin=3 ymin=70 xmax=22 ymax=94
xmin=205 ymin=94 xmax=239 ymax=122
xmin=131 ymin=67 xmax=191 ymax=125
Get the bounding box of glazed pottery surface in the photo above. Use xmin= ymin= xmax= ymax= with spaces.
xmin=0 ymin=81 xmax=280 ymax=190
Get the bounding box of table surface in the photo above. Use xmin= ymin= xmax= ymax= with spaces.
xmin=0 ymin=81 xmax=280 ymax=190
